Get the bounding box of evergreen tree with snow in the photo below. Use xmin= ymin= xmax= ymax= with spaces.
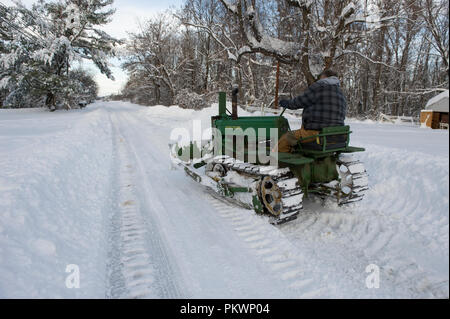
xmin=0 ymin=0 xmax=119 ymax=110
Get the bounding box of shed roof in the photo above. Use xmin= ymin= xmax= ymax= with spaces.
xmin=425 ymin=90 xmax=449 ymax=112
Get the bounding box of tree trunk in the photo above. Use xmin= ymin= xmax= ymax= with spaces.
xmin=45 ymin=92 xmax=56 ymax=111
xmin=274 ymin=61 xmax=280 ymax=108
xmin=371 ymin=27 xmax=386 ymax=117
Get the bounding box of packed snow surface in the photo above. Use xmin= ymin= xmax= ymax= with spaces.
xmin=0 ymin=101 xmax=448 ymax=298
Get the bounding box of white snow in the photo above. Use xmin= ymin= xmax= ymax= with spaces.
xmin=0 ymin=101 xmax=448 ymax=298
xmin=341 ymin=2 xmax=356 ymax=18
xmin=425 ymin=90 xmax=449 ymax=113
xmin=426 ymin=90 xmax=449 ymax=107
xmin=0 ymin=107 xmax=113 ymax=298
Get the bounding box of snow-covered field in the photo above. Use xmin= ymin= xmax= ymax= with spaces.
xmin=0 ymin=101 xmax=448 ymax=298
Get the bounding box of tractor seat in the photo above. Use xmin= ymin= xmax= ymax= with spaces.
xmin=300 ymin=126 xmax=350 ymax=151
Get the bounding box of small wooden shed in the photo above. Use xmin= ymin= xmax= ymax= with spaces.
xmin=420 ymin=90 xmax=449 ymax=129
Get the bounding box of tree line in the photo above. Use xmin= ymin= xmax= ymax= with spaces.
xmin=122 ymin=0 xmax=448 ymax=118
xmin=1 ymin=0 xmax=447 ymax=118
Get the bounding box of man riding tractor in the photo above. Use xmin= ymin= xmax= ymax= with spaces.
xmin=275 ymin=69 xmax=347 ymax=153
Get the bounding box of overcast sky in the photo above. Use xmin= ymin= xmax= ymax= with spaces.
xmin=91 ymin=0 xmax=184 ymax=96
xmin=4 ymin=0 xmax=185 ymax=96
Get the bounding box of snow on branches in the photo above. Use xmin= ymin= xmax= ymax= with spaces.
xmin=0 ymin=0 xmax=120 ymax=109
xmin=180 ymin=0 xmax=390 ymax=85
xmin=219 ymin=0 xmax=301 ymax=64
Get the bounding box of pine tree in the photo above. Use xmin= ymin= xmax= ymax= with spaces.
xmin=0 ymin=0 xmax=120 ymax=109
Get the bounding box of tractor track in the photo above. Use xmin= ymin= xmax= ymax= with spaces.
xmin=106 ymin=113 xmax=182 ymax=298
xmin=205 ymin=195 xmax=327 ymax=297
xmin=279 ymin=202 xmax=448 ymax=298
xmin=204 ymin=156 xmax=303 ymax=224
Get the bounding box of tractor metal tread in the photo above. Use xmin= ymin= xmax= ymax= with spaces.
xmin=173 ymin=151 xmax=367 ymax=226
xmin=313 ymin=155 xmax=369 ymax=205
xmin=207 ymin=156 xmax=304 ymax=224
xmin=281 ymin=189 xmax=303 ymax=197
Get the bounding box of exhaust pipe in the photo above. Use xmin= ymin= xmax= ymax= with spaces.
xmin=232 ymin=86 xmax=239 ymax=120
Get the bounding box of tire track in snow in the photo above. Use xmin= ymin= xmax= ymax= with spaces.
xmin=205 ymin=194 xmax=327 ymax=297
xmin=106 ymin=114 xmax=182 ymax=298
xmin=106 ymin=124 xmax=156 ymax=298
xmin=358 ymin=147 xmax=449 ymax=298
xmin=280 ymin=203 xmax=448 ymax=298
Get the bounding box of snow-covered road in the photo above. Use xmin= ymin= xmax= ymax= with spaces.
xmin=0 ymin=101 xmax=448 ymax=298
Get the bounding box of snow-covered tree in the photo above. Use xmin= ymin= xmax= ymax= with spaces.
xmin=123 ymin=13 xmax=197 ymax=105
xmin=0 ymin=0 xmax=119 ymax=109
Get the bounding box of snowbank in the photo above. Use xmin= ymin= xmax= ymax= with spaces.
xmin=0 ymin=107 xmax=114 ymax=298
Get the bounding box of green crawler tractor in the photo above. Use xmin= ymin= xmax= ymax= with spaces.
xmin=171 ymin=90 xmax=368 ymax=224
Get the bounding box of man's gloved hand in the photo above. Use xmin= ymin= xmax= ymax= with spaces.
xmin=279 ymin=99 xmax=290 ymax=109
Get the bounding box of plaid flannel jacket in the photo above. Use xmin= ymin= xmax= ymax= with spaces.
xmin=285 ymin=76 xmax=347 ymax=130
